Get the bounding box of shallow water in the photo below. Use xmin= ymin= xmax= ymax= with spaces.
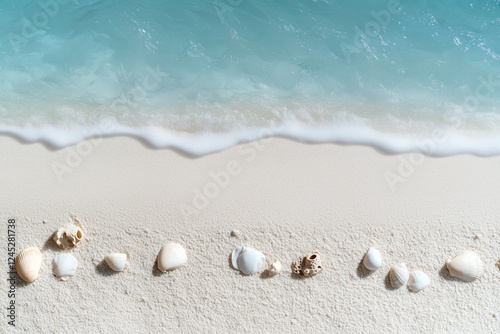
xmin=1 ymin=0 xmax=499 ymax=154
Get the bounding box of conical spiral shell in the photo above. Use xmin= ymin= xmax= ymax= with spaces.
xmin=16 ymin=247 xmax=42 ymax=283
xmin=389 ymin=263 xmax=409 ymax=289
xmin=157 ymin=242 xmax=187 ymax=272
xmin=446 ymin=251 xmax=483 ymax=282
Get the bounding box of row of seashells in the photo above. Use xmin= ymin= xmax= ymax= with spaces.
xmin=16 ymin=223 xmax=86 ymax=283
xmin=16 ymin=243 xmax=186 ymax=283
xmin=17 ymin=222 xmax=127 ymax=283
xmin=231 ymin=246 xmax=323 ymax=277
xmin=363 ymin=247 xmax=484 ymax=292
xmin=15 ymin=223 xmax=486 ymax=286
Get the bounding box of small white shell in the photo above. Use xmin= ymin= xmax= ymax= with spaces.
xmin=53 ymin=254 xmax=78 ymax=281
xmin=16 ymin=247 xmax=42 ymax=283
xmin=104 ymin=253 xmax=127 ymax=272
xmin=446 ymin=251 xmax=483 ymax=282
xmin=232 ymin=246 xmax=265 ymax=275
xmin=389 ymin=263 xmax=409 ymax=289
xmin=408 ymin=270 xmax=430 ymax=292
xmin=363 ymin=247 xmax=382 ymax=271
xmin=53 ymin=224 xmax=84 ymax=250
xmin=268 ymin=260 xmax=282 ymax=276
xmin=157 ymin=242 xmax=187 ymax=272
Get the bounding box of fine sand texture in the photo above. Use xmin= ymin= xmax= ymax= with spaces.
xmin=1 ymin=135 xmax=500 ymax=333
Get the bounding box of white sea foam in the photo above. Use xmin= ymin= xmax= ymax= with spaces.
xmin=2 ymin=118 xmax=500 ymax=156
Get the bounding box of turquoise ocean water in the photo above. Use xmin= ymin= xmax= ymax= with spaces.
xmin=0 ymin=0 xmax=499 ymax=154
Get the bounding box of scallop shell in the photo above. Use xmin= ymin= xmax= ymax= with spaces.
xmin=16 ymin=247 xmax=42 ymax=283
xmin=52 ymin=254 xmax=78 ymax=281
xmin=157 ymin=242 xmax=187 ymax=272
xmin=53 ymin=224 xmax=84 ymax=250
xmin=231 ymin=246 xmax=265 ymax=275
xmin=268 ymin=260 xmax=282 ymax=276
xmin=104 ymin=253 xmax=127 ymax=272
xmin=446 ymin=251 xmax=483 ymax=282
xmin=408 ymin=270 xmax=430 ymax=292
xmin=389 ymin=263 xmax=409 ymax=289
xmin=292 ymin=251 xmax=323 ymax=277
xmin=363 ymin=247 xmax=382 ymax=271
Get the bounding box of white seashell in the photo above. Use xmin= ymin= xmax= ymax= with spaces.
xmin=363 ymin=247 xmax=382 ymax=271
xmin=389 ymin=263 xmax=409 ymax=289
xmin=231 ymin=246 xmax=265 ymax=275
xmin=52 ymin=254 xmax=78 ymax=281
xmin=408 ymin=270 xmax=430 ymax=292
xmin=446 ymin=251 xmax=483 ymax=282
xmin=292 ymin=251 xmax=323 ymax=277
xmin=53 ymin=224 xmax=84 ymax=250
xmin=104 ymin=253 xmax=127 ymax=272
xmin=268 ymin=260 xmax=282 ymax=276
xmin=16 ymin=247 xmax=42 ymax=283
xmin=157 ymin=242 xmax=187 ymax=272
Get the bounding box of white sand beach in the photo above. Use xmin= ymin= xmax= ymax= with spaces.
xmin=1 ymin=135 xmax=500 ymax=333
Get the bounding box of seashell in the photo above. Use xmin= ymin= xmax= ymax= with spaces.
xmin=446 ymin=250 xmax=483 ymax=282
xmin=389 ymin=263 xmax=409 ymax=289
xmin=16 ymin=247 xmax=42 ymax=283
xmin=104 ymin=253 xmax=127 ymax=272
xmin=408 ymin=270 xmax=430 ymax=292
xmin=292 ymin=251 xmax=323 ymax=277
xmin=52 ymin=254 xmax=78 ymax=281
xmin=363 ymin=247 xmax=382 ymax=271
xmin=53 ymin=224 xmax=84 ymax=250
xmin=157 ymin=242 xmax=187 ymax=272
xmin=232 ymin=246 xmax=265 ymax=275
xmin=268 ymin=260 xmax=282 ymax=276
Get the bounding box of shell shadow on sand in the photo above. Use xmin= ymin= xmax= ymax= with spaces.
xmin=14 ymin=275 xmax=32 ymax=288
xmin=95 ymin=260 xmax=120 ymax=277
xmin=384 ymin=271 xmax=398 ymax=291
xmin=42 ymin=234 xmax=60 ymax=252
xmin=438 ymin=264 xmax=467 ymax=283
xmin=260 ymin=270 xmax=274 ymax=279
xmin=152 ymin=260 xmax=163 ymax=277
xmin=356 ymin=257 xmax=374 ymax=278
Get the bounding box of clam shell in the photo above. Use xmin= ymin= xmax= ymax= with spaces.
xmin=268 ymin=260 xmax=282 ymax=276
xmin=104 ymin=253 xmax=127 ymax=272
xmin=16 ymin=247 xmax=42 ymax=283
xmin=389 ymin=263 xmax=409 ymax=289
xmin=157 ymin=242 xmax=187 ymax=272
xmin=231 ymin=246 xmax=265 ymax=275
xmin=53 ymin=254 xmax=78 ymax=281
xmin=408 ymin=270 xmax=430 ymax=292
xmin=53 ymin=224 xmax=84 ymax=250
xmin=446 ymin=251 xmax=483 ymax=282
xmin=363 ymin=247 xmax=382 ymax=271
